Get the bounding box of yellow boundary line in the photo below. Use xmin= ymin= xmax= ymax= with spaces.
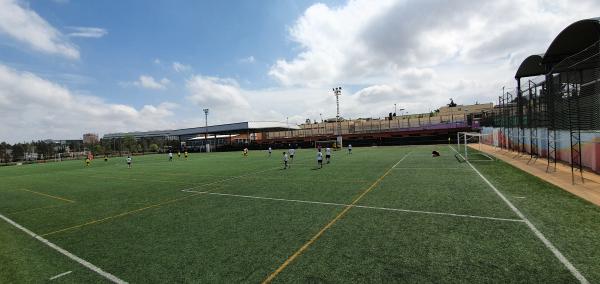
xmin=85 ymin=174 xmax=195 ymax=186
xmin=41 ymin=191 xmax=208 ymax=237
xmin=18 ymin=189 xmax=75 ymax=203
xmin=8 ymin=204 xmax=70 ymax=215
xmin=261 ymin=152 xmax=411 ymax=283
xmin=41 ymin=167 xmax=280 ymax=237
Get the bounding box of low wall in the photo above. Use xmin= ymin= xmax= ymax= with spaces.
xmin=480 ymin=127 xmax=600 ymax=173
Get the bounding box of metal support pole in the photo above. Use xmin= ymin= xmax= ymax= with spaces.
xmin=464 ymin=133 xmax=468 ymax=161
xmin=203 ymin=108 xmax=209 ymax=152
xmin=333 ymin=87 xmax=343 ymax=148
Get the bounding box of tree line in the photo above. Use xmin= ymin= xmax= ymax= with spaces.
xmin=0 ymin=135 xmax=182 ymax=163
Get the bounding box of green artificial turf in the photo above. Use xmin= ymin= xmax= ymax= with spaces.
xmin=1 ymin=145 xmax=599 ymax=283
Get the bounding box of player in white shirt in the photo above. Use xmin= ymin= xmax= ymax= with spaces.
xmin=168 ymin=152 xmax=173 ymax=161
xmin=348 ymin=144 xmax=353 ymax=154
xmin=268 ymin=147 xmax=272 ymax=157
xmin=317 ymin=149 xmax=323 ymax=169
xmin=126 ymin=156 xmax=132 ymax=168
xmin=288 ymin=148 xmax=295 ymax=161
xmin=282 ymin=152 xmax=289 ymax=169
xmin=325 ymin=147 xmax=332 ymax=164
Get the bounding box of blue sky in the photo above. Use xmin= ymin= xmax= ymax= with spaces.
xmin=0 ymin=0 xmax=598 ymax=142
xmin=4 ymin=0 xmax=341 ymax=105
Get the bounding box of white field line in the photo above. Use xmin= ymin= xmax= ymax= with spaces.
xmin=449 ymin=145 xmax=589 ymax=284
xmin=49 ymin=271 xmax=72 ymax=280
xmin=0 ymin=213 xmax=126 ymax=284
xmin=180 ymin=167 xmax=281 ymax=192
xmin=392 ymin=167 xmax=471 ymax=170
xmin=478 ymin=152 xmax=495 ymax=161
xmin=181 ymin=189 xmax=524 ymax=223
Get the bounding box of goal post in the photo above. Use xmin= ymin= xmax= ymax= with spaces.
xmin=315 ymin=140 xmax=339 ymax=150
xmin=457 ymin=132 xmax=494 ymax=162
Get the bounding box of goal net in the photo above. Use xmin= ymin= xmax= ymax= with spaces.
xmin=315 ymin=140 xmax=339 ymax=150
xmin=456 ymin=132 xmax=494 ymax=162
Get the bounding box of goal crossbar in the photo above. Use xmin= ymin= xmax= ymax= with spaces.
xmin=457 ymin=132 xmax=493 ymax=162
xmin=315 ymin=140 xmax=337 ymax=148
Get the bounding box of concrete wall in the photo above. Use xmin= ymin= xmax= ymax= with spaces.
xmin=480 ymin=127 xmax=600 ymax=173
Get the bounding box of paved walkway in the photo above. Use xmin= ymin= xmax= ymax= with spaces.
xmin=471 ymin=144 xmax=600 ymax=207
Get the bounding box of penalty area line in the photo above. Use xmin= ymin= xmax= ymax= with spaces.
xmin=49 ymin=271 xmax=72 ymax=280
xmin=40 ymin=167 xmax=281 ymax=237
xmin=180 ymin=167 xmax=281 ymax=192
xmin=18 ymin=188 xmax=75 ymax=203
xmin=0 ymin=213 xmax=126 ymax=284
xmin=261 ymin=152 xmax=412 ymax=283
xmin=181 ymin=189 xmax=524 ymax=223
xmin=449 ymin=145 xmax=589 ymax=284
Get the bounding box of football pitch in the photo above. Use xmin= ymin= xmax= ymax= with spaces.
xmin=2 ymin=145 xmax=600 ymax=283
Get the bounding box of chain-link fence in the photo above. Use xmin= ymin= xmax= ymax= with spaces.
xmin=481 ymin=39 xmax=600 ymax=181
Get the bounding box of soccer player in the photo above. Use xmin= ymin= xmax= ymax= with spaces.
xmin=432 ymin=150 xmax=440 ymax=157
xmin=177 ymin=151 xmax=181 ymax=158
xmin=184 ymin=151 xmax=188 ymax=159
xmin=288 ymin=147 xmax=295 ymax=161
xmin=325 ymin=146 xmax=332 ymax=164
xmin=283 ymin=152 xmax=289 ymax=169
xmin=104 ymin=155 xmax=108 ymax=162
xmin=268 ymin=147 xmax=272 ymax=157
xmin=126 ymin=156 xmax=132 ymax=168
xmin=169 ymin=152 xmax=173 ymax=161
xmin=243 ymin=147 xmax=249 ymax=157
xmin=85 ymin=157 xmax=90 ymax=167
xmin=348 ymin=144 xmax=353 ymax=154
xmin=317 ymin=149 xmax=323 ymax=169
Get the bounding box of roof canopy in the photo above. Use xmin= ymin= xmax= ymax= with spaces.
xmin=103 ymin=121 xmax=299 ymax=139
xmin=542 ymin=17 xmax=600 ymax=65
xmin=515 ymin=54 xmax=545 ymax=79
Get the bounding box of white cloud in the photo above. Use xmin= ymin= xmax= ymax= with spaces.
xmin=153 ymin=58 xmax=161 ymax=64
xmin=269 ymin=0 xmax=600 ymax=112
xmin=186 ymin=75 xmax=250 ymax=111
xmin=0 ymin=64 xmax=177 ymax=143
xmin=182 ymin=73 xmax=404 ymax=126
xmin=172 ymin=61 xmax=192 ymax=73
xmin=0 ymin=0 xmax=79 ymax=59
xmin=133 ymin=75 xmax=170 ymax=90
xmin=5 ymin=0 xmax=600 ymax=142
xmin=67 ymin=27 xmax=107 ymax=38
xmin=239 ymin=56 xmax=256 ymax=64
xmin=184 ymin=74 xmax=342 ymax=125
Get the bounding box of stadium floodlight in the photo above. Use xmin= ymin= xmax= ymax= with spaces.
xmin=394 ymin=104 xmax=403 ymax=116
xmin=332 ymin=87 xmax=342 ymax=148
xmin=203 ymin=108 xmax=209 ymax=152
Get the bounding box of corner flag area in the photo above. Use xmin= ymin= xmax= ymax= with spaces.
xmin=2 ymin=146 xmax=600 ymax=283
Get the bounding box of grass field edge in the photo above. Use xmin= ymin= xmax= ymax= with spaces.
xmin=449 ymin=145 xmax=590 ymax=284
xmin=0 ymin=213 xmax=127 ymax=284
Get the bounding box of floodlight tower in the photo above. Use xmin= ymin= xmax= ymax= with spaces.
xmin=333 ymin=87 xmax=342 ymax=148
xmin=203 ymin=108 xmax=209 ymax=152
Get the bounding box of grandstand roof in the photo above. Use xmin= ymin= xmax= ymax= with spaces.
xmin=103 ymin=121 xmax=299 ymax=139
xmin=515 ymin=54 xmax=545 ymax=79
xmin=542 ymin=17 xmax=600 ymax=65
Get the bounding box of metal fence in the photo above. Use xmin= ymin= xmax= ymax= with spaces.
xmin=265 ymin=114 xmax=468 ymax=140
xmin=481 ymin=40 xmax=600 ymax=181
